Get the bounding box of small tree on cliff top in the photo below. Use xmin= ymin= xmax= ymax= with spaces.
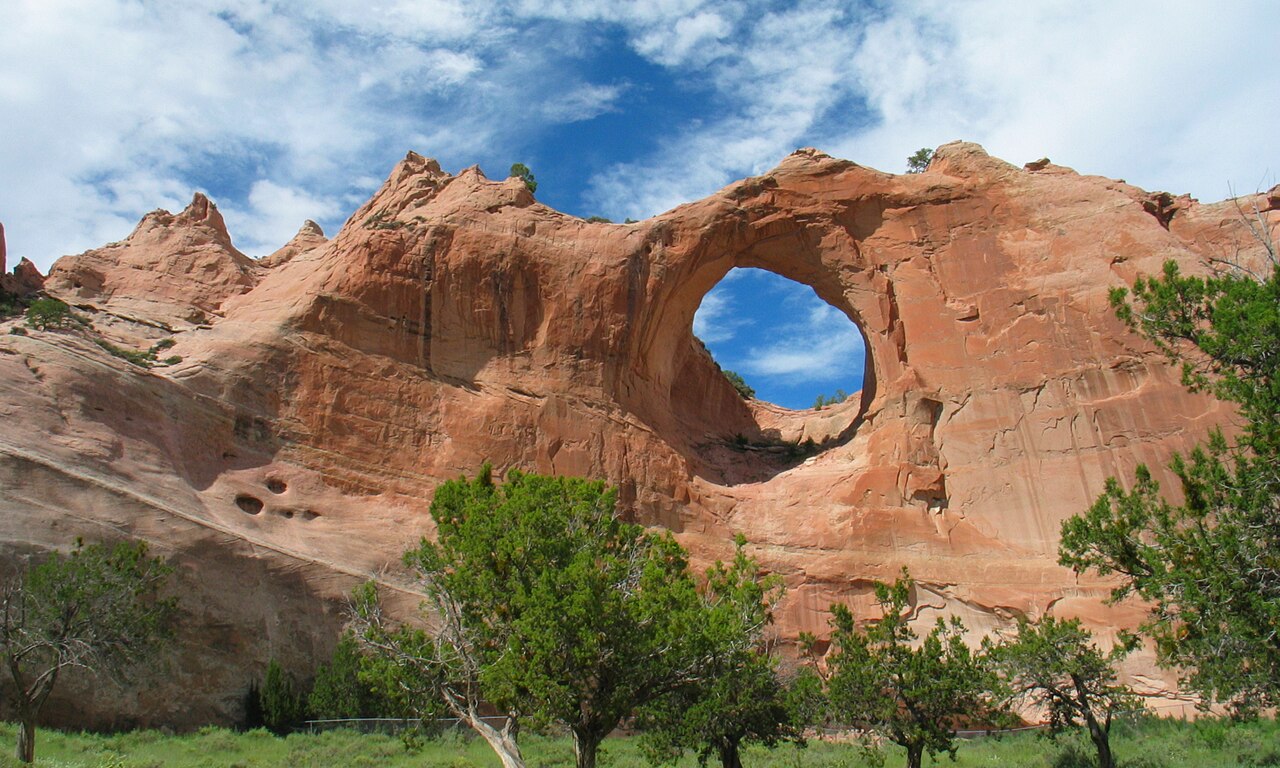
xmin=509 ymin=163 xmax=537 ymax=194
xmin=0 ymin=540 xmax=176 ymax=763
xmin=906 ymin=148 xmax=933 ymax=174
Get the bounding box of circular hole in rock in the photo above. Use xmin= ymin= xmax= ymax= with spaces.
xmin=300 ymin=510 xmax=319 ymax=521
xmin=235 ymin=495 xmax=264 ymax=515
xmin=282 ymin=509 xmax=294 ymax=519
xmin=266 ymin=478 xmax=287 ymax=494
xmin=694 ymin=268 xmax=866 ymax=410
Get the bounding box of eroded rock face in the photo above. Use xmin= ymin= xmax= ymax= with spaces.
xmin=44 ymin=193 xmax=259 ymax=326
xmin=1 ymin=222 xmax=46 ymax=299
xmin=1 ymin=143 xmax=1277 ymax=726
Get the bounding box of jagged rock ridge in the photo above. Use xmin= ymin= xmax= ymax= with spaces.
xmin=1 ymin=143 xmax=1277 ymax=725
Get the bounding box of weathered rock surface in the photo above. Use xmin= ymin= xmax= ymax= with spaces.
xmin=1 ymin=143 xmax=1277 ymax=726
xmin=0 ymin=222 xmax=46 ymax=297
xmin=44 ymin=193 xmax=259 ymax=326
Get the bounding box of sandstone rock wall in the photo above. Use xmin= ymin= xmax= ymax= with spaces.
xmin=1 ymin=143 xmax=1277 ymax=725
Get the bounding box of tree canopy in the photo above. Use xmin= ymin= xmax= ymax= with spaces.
xmin=990 ymin=616 xmax=1140 ymax=768
xmin=637 ymin=537 xmax=809 ymax=768
xmin=1059 ymin=223 xmax=1280 ymax=711
xmin=509 ymin=163 xmax=537 ymax=194
xmin=355 ymin=467 xmax=770 ymax=768
xmin=823 ymin=570 xmax=1001 ymax=768
xmin=0 ymin=540 xmax=176 ymax=763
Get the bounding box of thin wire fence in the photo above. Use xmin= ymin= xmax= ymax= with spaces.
xmin=304 ymin=697 xmax=1208 ymax=738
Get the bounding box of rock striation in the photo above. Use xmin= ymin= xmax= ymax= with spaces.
xmin=1 ymin=143 xmax=1277 ymax=725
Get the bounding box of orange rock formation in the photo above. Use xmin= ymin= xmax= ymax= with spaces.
xmin=2 ymin=143 xmax=1277 ymax=725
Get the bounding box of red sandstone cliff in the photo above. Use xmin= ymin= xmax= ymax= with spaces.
xmin=1 ymin=143 xmax=1277 ymax=725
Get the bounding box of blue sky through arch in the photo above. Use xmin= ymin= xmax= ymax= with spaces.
xmin=693 ymin=268 xmax=865 ymax=410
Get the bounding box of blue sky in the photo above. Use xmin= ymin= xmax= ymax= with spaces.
xmin=2 ymin=1 xmax=1277 ymax=406
xmin=695 ymin=269 xmax=865 ymax=408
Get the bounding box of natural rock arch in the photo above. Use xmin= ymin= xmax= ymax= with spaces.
xmin=4 ymin=142 xmax=1274 ymax=726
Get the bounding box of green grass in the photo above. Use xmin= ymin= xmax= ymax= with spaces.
xmin=0 ymin=717 xmax=1275 ymax=768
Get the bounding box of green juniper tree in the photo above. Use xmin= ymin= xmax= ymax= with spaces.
xmin=308 ymin=633 xmax=403 ymax=721
xmin=906 ymin=148 xmax=933 ymax=174
xmin=24 ymin=298 xmax=74 ymax=330
xmin=355 ymin=467 xmax=749 ymax=768
xmin=824 ymin=570 xmax=1001 ymax=768
xmin=1059 ymin=210 xmax=1280 ymax=711
xmin=509 ymin=163 xmax=537 ymax=194
xmin=0 ymin=540 xmax=176 ymax=763
xmin=258 ymin=658 xmax=305 ymax=735
xmin=990 ymin=616 xmax=1140 ymax=768
xmin=638 ymin=538 xmax=809 ymax=768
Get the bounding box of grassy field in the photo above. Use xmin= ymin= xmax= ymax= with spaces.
xmin=0 ymin=717 xmax=1275 ymax=768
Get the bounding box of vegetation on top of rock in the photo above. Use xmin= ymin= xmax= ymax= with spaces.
xmin=91 ymin=336 xmax=183 ymax=368
xmin=723 ymin=369 xmax=754 ymax=400
xmin=363 ymin=209 xmax=406 ymax=230
xmin=24 ymin=298 xmax=76 ymax=330
xmin=813 ymin=389 xmax=849 ymax=409
xmin=906 ymin=148 xmax=933 ymax=173
xmin=509 ymin=163 xmax=537 ymax=194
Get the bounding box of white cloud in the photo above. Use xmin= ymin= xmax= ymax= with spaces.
xmin=584 ymin=1 xmax=1279 ymax=219
xmin=692 ymin=290 xmax=744 ymax=344
xmin=539 ymin=83 xmax=626 ymax=123
xmin=223 ymin=180 xmax=344 ymax=255
xmin=737 ymin=297 xmax=864 ymax=384
xmin=1 ymin=0 xmax=1275 ymax=275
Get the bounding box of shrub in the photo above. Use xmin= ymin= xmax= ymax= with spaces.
xmin=25 ymin=298 xmax=74 ymax=330
xmin=723 ymin=370 xmax=754 ymax=400
xmin=906 ymin=148 xmax=934 ymax=173
xmin=259 ymin=659 xmax=305 ymax=735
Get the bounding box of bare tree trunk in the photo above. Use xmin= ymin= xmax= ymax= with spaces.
xmin=717 ymin=739 xmax=744 ymax=768
xmin=906 ymin=741 xmax=925 ymax=768
xmin=573 ymin=729 xmax=601 ymax=768
xmin=15 ymin=716 xmax=34 ymax=764
xmin=1085 ymin=714 xmax=1115 ymax=768
xmin=469 ymin=714 xmax=525 ymax=768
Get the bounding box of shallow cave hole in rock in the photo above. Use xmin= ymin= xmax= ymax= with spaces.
xmin=235 ymin=495 xmax=264 ymax=515
xmin=692 ymin=267 xmax=868 ymax=450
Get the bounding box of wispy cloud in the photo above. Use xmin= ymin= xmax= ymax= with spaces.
xmin=1 ymin=1 xmax=1274 ymax=273
xmin=584 ymin=1 xmax=1279 ymax=219
xmin=737 ymin=292 xmax=864 ymax=385
xmin=692 ymin=290 xmax=748 ymax=345
xmin=697 ymin=268 xmax=865 ymax=397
